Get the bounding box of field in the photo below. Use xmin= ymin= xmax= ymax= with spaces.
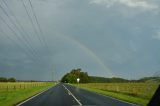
xmin=0 ymin=82 xmax=55 ymax=106
xmin=73 ymin=83 xmax=159 ymax=106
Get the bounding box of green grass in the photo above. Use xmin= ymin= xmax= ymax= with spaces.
xmin=72 ymin=83 xmax=159 ymax=106
xmin=0 ymin=82 xmax=55 ymax=106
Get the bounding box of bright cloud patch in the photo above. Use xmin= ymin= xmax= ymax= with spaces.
xmin=90 ymin=0 xmax=158 ymax=10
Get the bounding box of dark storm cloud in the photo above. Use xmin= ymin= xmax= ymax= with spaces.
xmin=0 ymin=0 xmax=160 ymax=80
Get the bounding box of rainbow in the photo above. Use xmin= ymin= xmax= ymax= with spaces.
xmin=55 ymin=34 xmax=114 ymax=78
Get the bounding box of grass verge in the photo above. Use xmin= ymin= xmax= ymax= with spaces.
xmin=72 ymin=84 xmax=149 ymax=106
xmin=0 ymin=83 xmax=55 ymax=106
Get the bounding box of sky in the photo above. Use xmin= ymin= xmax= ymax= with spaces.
xmin=0 ymin=0 xmax=160 ymax=81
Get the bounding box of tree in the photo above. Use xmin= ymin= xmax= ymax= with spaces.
xmin=0 ymin=77 xmax=7 ymax=82
xmin=0 ymin=77 xmax=16 ymax=82
xmin=8 ymin=77 xmax=16 ymax=82
xmin=61 ymin=68 xmax=89 ymax=83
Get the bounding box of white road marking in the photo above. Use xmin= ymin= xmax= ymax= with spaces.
xmin=16 ymin=86 xmax=53 ymax=106
xmin=103 ymin=95 xmax=137 ymax=106
xmin=91 ymin=91 xmax=138 ymax=106
xmin=68 ymin=84 xmax=137 ymax=106
xmin=62 ymin=84 xmax=82 ymax=106
xmin=79 ymin=87 xmax=137 ymax=106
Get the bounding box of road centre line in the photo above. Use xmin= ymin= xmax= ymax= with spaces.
xmin=62 ymin=84 xmax=82 ymax=106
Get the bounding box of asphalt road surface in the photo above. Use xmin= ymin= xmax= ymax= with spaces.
xmin=18 ymin=83 xmax=137 ymax=106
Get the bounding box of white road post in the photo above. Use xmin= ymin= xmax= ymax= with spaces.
xmin=77 ymin=78 xmax=80 ymax=85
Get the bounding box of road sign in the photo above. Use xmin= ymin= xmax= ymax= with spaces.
xmin=77 ymin=78 xmax=80 ymax=83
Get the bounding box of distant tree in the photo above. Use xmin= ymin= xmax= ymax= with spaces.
xmin=8 ymin=77 xmax=16 ymax=82
xmin=89 ymin=76 xmax=130 ymax=83
xmin=0 ymin=77 xmax=7 ymax=82
xmin=79 ymin=72 xmax=89 ymax=83
xmin=61 ymin=68 xmax=89 ymax=83
xmin=61 ymin=73 xmax=69 ymax=83
xmin=66 ymin=74 xmax=77 ymax=83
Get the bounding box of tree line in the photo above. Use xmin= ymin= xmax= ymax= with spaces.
xmin=0 ymin=77 xmax=55 ymax=82
xmin=89 ymin=76 xmax=130 ymax=83
xmin=61 ymin=68 xmax=132 ymax=83
xmin=61 ymin=68 xmax=160 ymax=83
xmin=0 ymin=77 xmax=16 ymax=82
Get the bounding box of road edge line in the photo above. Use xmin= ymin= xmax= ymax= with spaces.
xmin=70 ymin=84 xmax=138 ymax=106
xmin=62 ymin=84 xmax=82 ymax=106
xmin=16 ymin=86 xmax=53 ymax=106
xmin=99 ymin=93 xmax=138 ymax=106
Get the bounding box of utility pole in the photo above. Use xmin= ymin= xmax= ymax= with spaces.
xmin=52 ymin=64 xmax=56 ymax=84
xmin=52 ymin=69 xmax=54 ymax=83
xmin=50 ymin=64 xmax=54 ymax=83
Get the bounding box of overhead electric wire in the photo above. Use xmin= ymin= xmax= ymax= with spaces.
xmin=0 ymin=25 xmax=37 ymax=62
xmin=21 ymin=0 xmax=44 ymax=49
xmin=1 ymin=0 xmax=41 ymax=58
xmin=28 ymin=0 xmax=53 ymax=73
xmin=0 ymin=13 xmax=39 ymax=61
xmin=0 ymin=2 xmax=40 ymax=61
xmin=28 ymin=0 xmax=50 ymax=52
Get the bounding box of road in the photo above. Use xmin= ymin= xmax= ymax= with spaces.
xmin=18 ymin=83 xmax=137 ymax=106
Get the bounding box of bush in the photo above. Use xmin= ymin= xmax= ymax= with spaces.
xmin=8 ymin=77 xmax=16 ymax=82
xmin=0 ymin=77 xmax=7 ymax=82
xmin=0 ymin=77 xmax=16 ymax=82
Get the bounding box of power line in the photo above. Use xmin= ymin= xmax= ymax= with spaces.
xmin=21 ymin=0 xmax=44 ymax=49
xmin=0 ymin=26 xmax=37 ymax=62
xmin=28 ymin=0 xmax=50 ymax=52
xmin=1 ymin=0 xmax=41 ymax=59
xmin=0 ymin=2 xmax=40 ymax=60
xmin=0 ymin=13 xmax=39 ymax=61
